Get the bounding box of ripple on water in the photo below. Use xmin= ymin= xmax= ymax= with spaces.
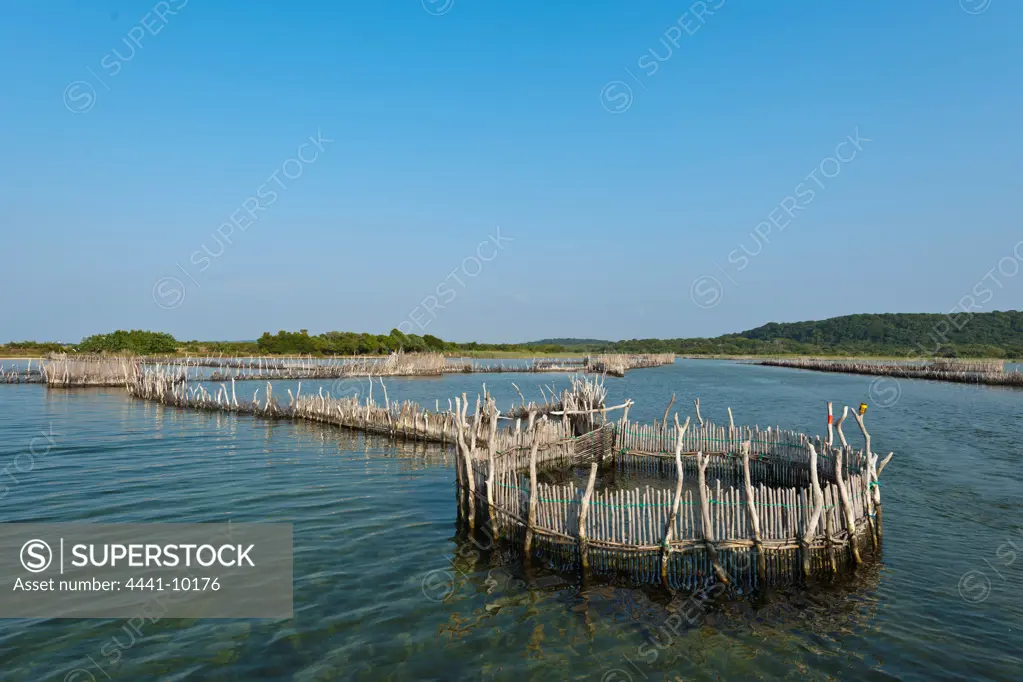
xmin=0 ymin=364 xmax=1021 ymax=680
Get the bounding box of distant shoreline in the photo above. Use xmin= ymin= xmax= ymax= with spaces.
xmin=4 ymin=352 xmax=1017 ymax=362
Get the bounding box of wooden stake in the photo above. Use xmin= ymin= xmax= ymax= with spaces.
xmin=874 ymin=451 xmax=893 ymax=542
xmin=524 ymin=422 xmax=541 ymax=556
xmin=824 ymin=488 xmax=838 ymax=574
xmin=826 ymin=402 xmax=834 ymax=447
xmin=694 ymin=398 xmax=704 ymax=427
xmin=696 ymin=451 xmax=729 ymax=584
xmin=661 ymin=393 xmax=676 ymax=433
xmin=835 ymin=406 xmax=849 ymax=448
xmin=741 ymin=441 xmax=767 ymax=584
xmin=849 ymin=409 xmax=878 ymax=549
xmin=453 ymin=397 xmax=476 ymax=530
xmin=833 ymin=446 xmax=862 ymax=565
xmin=801 ymin=443 xmax=825 ymax=580
xmin=578 ymin=462 xmax=598 ymax=575
xmin=486 ymin=398 xmax=500 ymax=535
xmin=660 ymin=416 xmax=690 ymax=586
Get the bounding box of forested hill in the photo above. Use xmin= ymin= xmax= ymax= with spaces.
xmin=607 ymin=311 xmax=1023 ymax=358
xmin=6 ymin=312 xmax=1023 ymax=358
xmin=737 ymin=312 xmax=1023 ymax=347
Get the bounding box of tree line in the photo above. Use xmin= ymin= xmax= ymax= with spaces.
xmin=4 ymin=311 xmax=1023 ymax=358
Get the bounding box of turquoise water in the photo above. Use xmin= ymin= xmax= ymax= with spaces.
xmin=0 ymin=360 xmax=1021 ymax=680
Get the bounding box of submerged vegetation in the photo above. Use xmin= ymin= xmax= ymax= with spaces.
xmin=4 ymin=311 xmax=1023 ymax=358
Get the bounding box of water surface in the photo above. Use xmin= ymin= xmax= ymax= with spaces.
xmin=0 ymin=360 xmax=1020 ymax=680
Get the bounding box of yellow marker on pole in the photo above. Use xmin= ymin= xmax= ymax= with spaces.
xmin=859 ymin=403 xmax=868 ymax=415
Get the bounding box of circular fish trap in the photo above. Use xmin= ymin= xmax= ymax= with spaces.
xmin=454 ymin=401 xmax=890 ymax=590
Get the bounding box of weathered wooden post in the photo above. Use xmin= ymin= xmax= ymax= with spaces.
xmin=833 ymin=445 xmax=862 ymax=565
xmin=454 ymin=397 xmax=476 ymax=531
xmin=826 ymin=402 xmax=834 ymax=447
xmin=696 ymin=451 xmax=729 ymax=584
xmin=741 ymin=441 xmax=767 ymax=585
xmin=452 ymin=398 xmax=465 ymax=519
xmin=834 ymin=405 xmax=849 ymax=448
xmin=849 ymin=408 xmax=878 ymax=550
xmin=875 ymin=451 xmax=894 ymax=543
xmin=486 ymin=397 xmax=500 ymax=537
xmin=660 ymin=416 xmax=689 ymax=586
xmin=660 ymin=393 xmax=675 ymax=433
xmin=578 ymin=462 xmax=598 ymax=576
xmin=523 ymin=422 xmax=541 ymax=557
xmin=471 ymin=394 xmax=481 ymax=451
xmin=800 ymin=443 xmax=825 ymax=580
xmin=694 ymin=398 xmax=704 ymax=427
xmin=824 ymin=495 xmax=838 ymax=575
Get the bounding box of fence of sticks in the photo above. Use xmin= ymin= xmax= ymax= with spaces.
xmin=503 ymin=375 xmax=608 ymax=421
xmin=0 ymin=360 xmax=44 ymax=384
xmin=41 ymin=355 xmax=139 ymax=387
xmin=452 ymin=397 xmax=891 ymax=589
xmin=124 ymin=368 xmax=585 ymax=458
xmin=122 ymin=365 xmax=890 ymax=589
xmin=2 ymin=352 xmax=682 ymax=388
xmin=755 ymin=357 xmax=1022 ymax=387
xmin=584 ymin=353 xmax=676 ymax=377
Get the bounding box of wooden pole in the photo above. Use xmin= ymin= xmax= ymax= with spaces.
xmin=826 ymin=402 xmax=834 ymax=447
xmin=661 ymin=393 xmax=675 ymax=433
xmin=524 ymin=422 xmax=541 ymax=556
xmin=835 ymin=406 xmax=849 ymax=448
xmin=578 ymin=462 xmax=598 ymax=575
xmin=660 ymin=415 xmax=689 ymax=586
xmin=875 ymin=451 xmax=893 ymax=541
xmin=850 ymin=409 xmax=878 ymax=550
xmin=471 ymin=394 xmax=481 ymax=451
xmin=696 ymin=451 xmax=729 ymax=583
xmin=452 ymin=398 xmax=465 ymax=518
xmin=741 ymin=441 xmax=767 ymax=584
xmin=454 ymin=397 xmax=476 ymax=530
xmin=824 ymin=491 xmax=838 ymax=575
xmin=833 ymin=446 xmax=862 ymax=565
xmin=801 ymin=443 xmax=825 ymax=580
xmin=694 ymin=398 xmax=704 ymax=427
xmin=486 ymin=397 xmax=500 ymax=536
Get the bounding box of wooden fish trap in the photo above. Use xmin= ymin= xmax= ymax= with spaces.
xmin=41 ymin=355 xmax=139 ymax=387
xmin=123 ymin=367 xmax=893 ymax=590
xmin=0 ymin=360 xmax=45 ymax=384
xmin=123 ymin=369 xmax=600 ymax=457
xmin=455 ymin=399 xmax=893 ymax=591
xmin=583 ymin=353 xmax=676 ymax=377
xmin=755 ymin=357 xmax=1023 ymax=387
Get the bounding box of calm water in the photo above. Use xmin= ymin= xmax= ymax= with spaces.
xmin=0 ymin=360 xmax=1020 ymax=681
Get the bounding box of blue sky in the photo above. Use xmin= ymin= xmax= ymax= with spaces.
xmin=1 ymin=0 xmax=1021 ymax=343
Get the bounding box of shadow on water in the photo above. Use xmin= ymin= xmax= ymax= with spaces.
xmin=439 ymin=512 xmax=885 ymax=649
